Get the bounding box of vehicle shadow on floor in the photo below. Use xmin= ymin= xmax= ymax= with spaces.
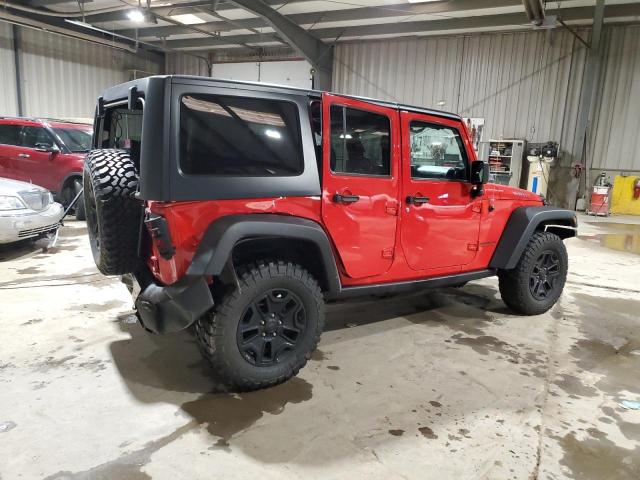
xmin=108 ymin=283 xmax=518 ymax=464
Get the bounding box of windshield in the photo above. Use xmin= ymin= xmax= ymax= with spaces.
xmin=52 ymin=127 xmax=92 ymax=152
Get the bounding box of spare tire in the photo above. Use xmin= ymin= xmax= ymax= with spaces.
xmin=83 ymin=149 xmax=142 ymax=275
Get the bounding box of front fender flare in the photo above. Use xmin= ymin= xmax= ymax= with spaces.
xmin=489 ymin=206 xmax=577 ymax=270
xmin=187 ymin=214 xmax=341 ymax=296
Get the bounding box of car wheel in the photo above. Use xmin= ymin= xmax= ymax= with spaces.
xmin=73 ymin=179 xmax=86 ymax=221
xmin=195 ymin=259 xmax=325 ymax=391
xmin=84 ymin=149 xmax=141 ymax=275
xmin=498 ymin=232 xmax=568 ymax=315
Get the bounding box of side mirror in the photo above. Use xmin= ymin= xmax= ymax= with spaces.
xmin=471 ymin=160 xmax=489 ymax=185
xmin=35 ymin=143 xmax=59 ymax=154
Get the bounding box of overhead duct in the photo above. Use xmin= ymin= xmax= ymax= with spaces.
xmin=523 ymin=0 xmax=545 ymax=26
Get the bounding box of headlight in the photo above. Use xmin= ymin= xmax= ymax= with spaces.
xmin=46 ymin=191 xmax=54 ymax=205
xmin=0 ymin=195 xmax=27 ymax=211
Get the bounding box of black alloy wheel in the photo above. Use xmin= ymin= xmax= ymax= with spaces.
xmin=529 ymin=250 xmax=560 ymax=300
xmin=236 ymin=288 xmax=307 ymax=366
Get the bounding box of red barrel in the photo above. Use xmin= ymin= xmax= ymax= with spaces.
xmin=587 ymin=185 xmax=610 ymax=216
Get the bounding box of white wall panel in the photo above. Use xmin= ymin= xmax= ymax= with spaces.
xmin=12 ymin=25 xmax=162 ymax=120
xmin=210 ymin=60 xmax=312 ymax=89
xmin=0 ymin=22 xmax=18 ymax=116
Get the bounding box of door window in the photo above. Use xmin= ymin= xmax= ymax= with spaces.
xmin=409 ymin=121 xmax=468 ymax=181
xmin=21 ymin=126 xmax=53 ymax=149
xmin=330 ymin=105 xmax=390 ymax=176
xmin=0 ymin=125 xmax=21 ymax=146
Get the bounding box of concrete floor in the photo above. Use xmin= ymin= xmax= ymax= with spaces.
xmin=1 ymin=213 xmax=639 ymax=480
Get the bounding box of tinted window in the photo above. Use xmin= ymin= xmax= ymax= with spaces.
xmin=0 ymin=125 xmax=21 ymax=146
xmin=409 ymin=121 xmax=468 ymax=180
xmin=330 ymin=106 xmax=390 ymax=176
xmin=22 ymin=126 xmax=53 ymax=149
xmin=180 ymin=94 xmax=303 ymax=176
xmin=53 ymin=128 xmax=92 ymax=152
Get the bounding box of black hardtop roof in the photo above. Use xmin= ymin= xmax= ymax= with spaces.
xmin=100 ymin=75 xmax=461 ymax=121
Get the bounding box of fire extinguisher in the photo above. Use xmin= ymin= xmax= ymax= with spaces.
xmin=634 ymin=178 xmax=640 ymax=199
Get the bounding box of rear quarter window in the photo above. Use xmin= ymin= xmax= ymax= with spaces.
xmin=179 ymin=93 xmax=303 ymax=176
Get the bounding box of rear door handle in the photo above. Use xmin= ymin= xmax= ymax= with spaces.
xmin=406 ymin=195 xmax=429 ymax=205
xmin=333 ymin=193 xmax=360 ymax=204
xmin=18 ymin=153 xmax=30 ymax=158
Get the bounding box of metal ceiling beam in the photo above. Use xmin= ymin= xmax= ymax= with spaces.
xmin=226 ymin=0 xmax=333 ymax=90
xmin=155 ymin=4 xmax=640 ymax=50
xmin=117 ymin=0 xmax=522 ymax=38
xmin=79 ymin=0 xmax=306 ymax=24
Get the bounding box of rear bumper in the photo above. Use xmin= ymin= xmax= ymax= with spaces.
xmin=122 ymin=271 xmax=214 ymax=334
xmin=0 ymin=203 xmax=63 ymax=244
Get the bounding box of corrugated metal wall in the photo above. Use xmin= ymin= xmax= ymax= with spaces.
xmin=334 ymin=30 xmax=579 ymax=145
xmin=0 ymin=22 xmax=18 ymax=116
xmin=0 ymin=24 xmax=163 ymax=120
xmin=590 ymin=25 xmax=640 ymax=172
xmin=165 ymin=52 xmax=209 ymax=76
xmin=333 ymin=26 xmax=640 ymax=204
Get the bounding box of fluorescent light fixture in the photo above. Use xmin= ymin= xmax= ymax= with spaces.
xmin=171 ymin=13 xmax=206 ymax=25
xmin=127 ymin=9 xmax=145 ymax=22
xmin=265 ymin=129 xmax=281 ymax=139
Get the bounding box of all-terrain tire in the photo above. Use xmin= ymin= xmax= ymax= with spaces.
xmin=195 ymin=260 xmax=325 ymax=392
xmin=73 ymin=178 xmax=86 ymax=221
xmin=498 ymin=232 xmax=568 ymax=315
xmin=83 ymin=149 xmax=141 ymax=275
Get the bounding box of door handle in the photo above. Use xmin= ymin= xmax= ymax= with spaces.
xmin=18 ymin=153 xmax=30 ymax=158
xmin=333 ymin=193 xmax=360 ymax=204
xmin=406 ymin=195 xmax=429 ymax=205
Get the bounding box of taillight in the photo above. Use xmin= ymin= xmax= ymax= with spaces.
xmin=145 ymin=213 xmax=175 ymax=260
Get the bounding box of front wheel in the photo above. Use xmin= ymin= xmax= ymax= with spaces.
xmin=195 ymin=260 xmax=325 ymax=391
xmin=73 ymin=179 xmax=86 ymax=221
xmin=498 ymin=232 xmax=568 ymax=315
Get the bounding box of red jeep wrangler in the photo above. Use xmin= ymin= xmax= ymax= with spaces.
xmin=84 ymin=76 xmax=576 ymax=391
xmin=0 ymin=117 xmax=92 ymax=220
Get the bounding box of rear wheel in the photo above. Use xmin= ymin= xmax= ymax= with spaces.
xmin=498 ymin=232 xmax=568 ymax=315
xmin=195 ymin=260 xmax=325 ymax=391
xmin=84 ymin=149 xmax=141 ymax=275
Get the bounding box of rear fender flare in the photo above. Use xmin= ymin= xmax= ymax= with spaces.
xmin=187 ymin=214 xmax=341 ymax=296
xmin=489 ymin=206 xmax=577 ymax=270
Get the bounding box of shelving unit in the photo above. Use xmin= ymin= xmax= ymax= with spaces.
xmin=479 ymin=139 xmax=525 ymax=187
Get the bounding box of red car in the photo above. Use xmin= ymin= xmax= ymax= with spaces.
xmin=0 ymin=117 xmax=92 ymax=220
xmin=84 ymin=76 xmax=577 ymax=391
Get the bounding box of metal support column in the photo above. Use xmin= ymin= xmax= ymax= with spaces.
xmin=571 ymin=0 xmax=605 ymax=207
xmin=12 ymin=24 xmax=23 ymax=116
xmin=227 ymin=0 xmax=333 ymax=90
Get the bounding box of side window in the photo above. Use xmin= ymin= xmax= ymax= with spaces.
xmin=179 ymin=94 xmax=303 ymax=177
xmin=409 ymin=121 xmax=468 ymax=181
xmin=330 ymin=105 xmax=390 ymax=176
xmin=21 ymin=126 xmax=53 ymax=149
xmin=0 ymin=125 xmax=21 ymax=146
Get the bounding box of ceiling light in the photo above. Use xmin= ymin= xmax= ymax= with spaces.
xmin=170 ymin=13 xmax=206 ymax=25
xmin=127 ymin=9 xmax=145 ymax=22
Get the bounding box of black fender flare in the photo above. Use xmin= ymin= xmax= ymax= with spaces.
xmin=187 ymin=214 xmax=341 ymax=296
xmin=489 ymin=206 xmax=577 ymax=270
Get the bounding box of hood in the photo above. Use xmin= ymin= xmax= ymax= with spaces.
xmin=0 ymin=177 xmax=48 ymax=196
xmin=485 ymin=183 xmax=543 ymax=202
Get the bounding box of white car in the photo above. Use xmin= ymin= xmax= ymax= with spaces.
xmin=0 ymin=177 xmax=64 ymax=244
